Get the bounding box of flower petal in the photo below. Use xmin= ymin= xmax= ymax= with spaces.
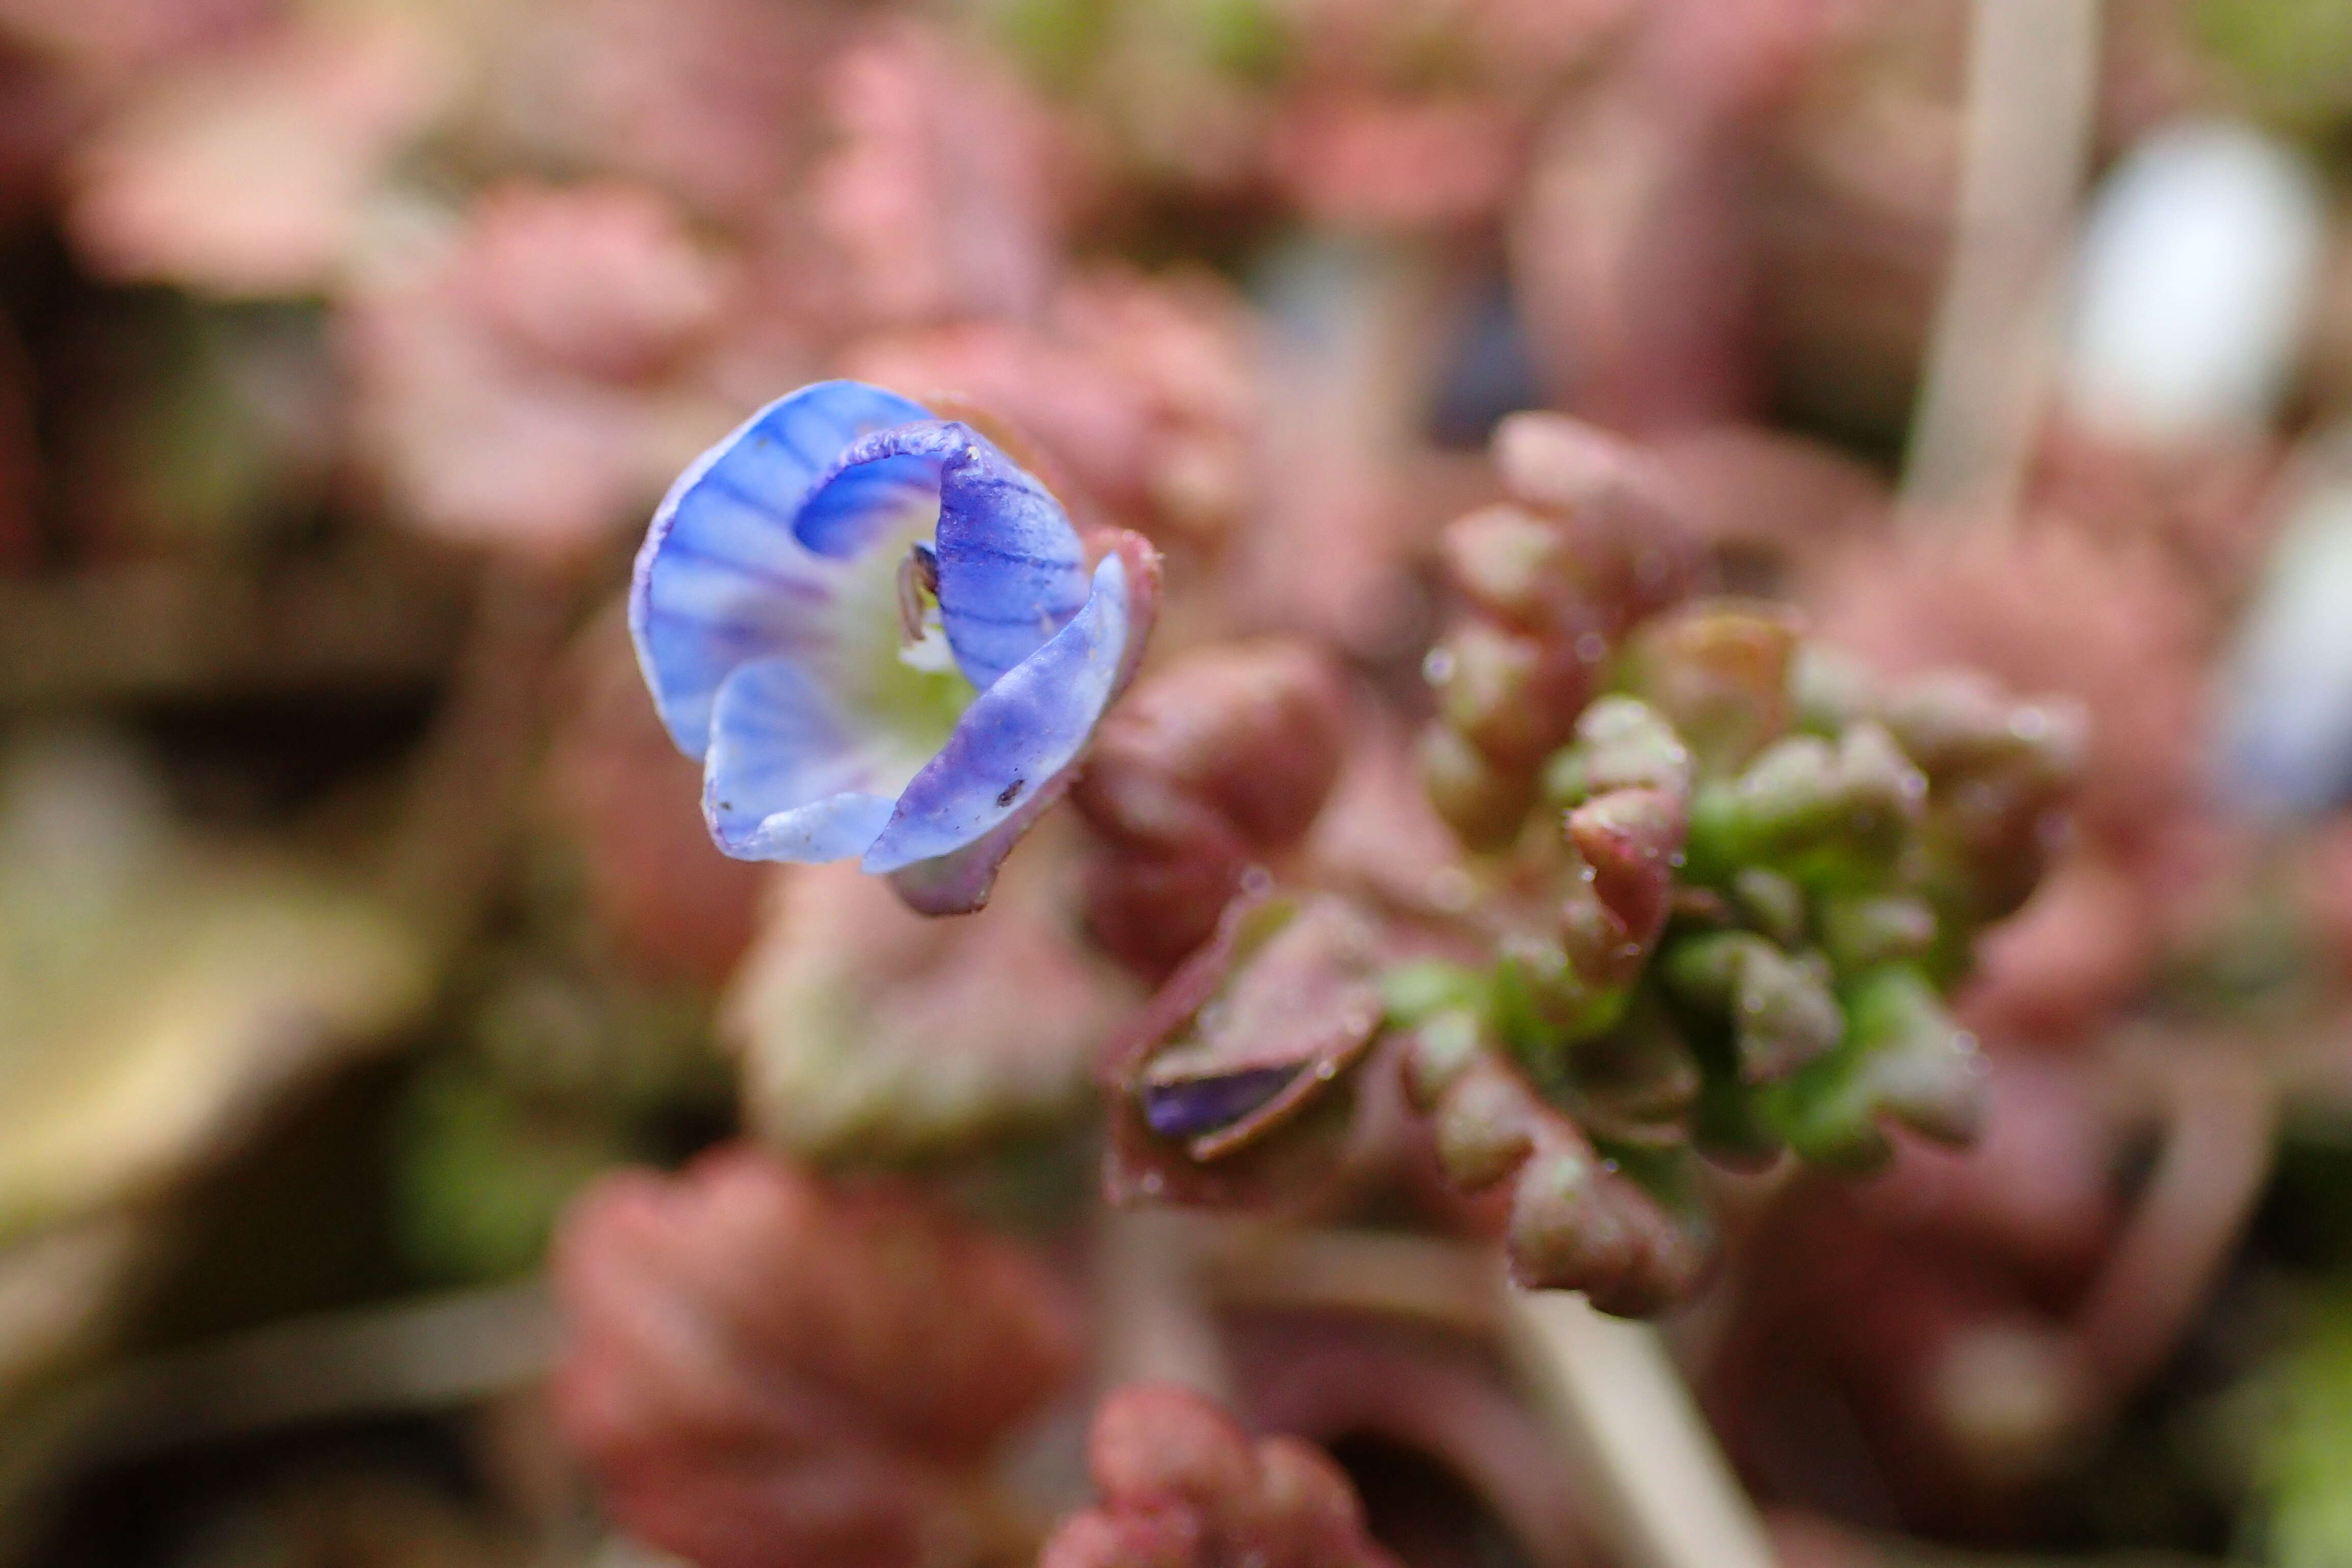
xmin=826 ymin=419 xmax=1089 ymax=690
xmin=703 ymin=656 xmax=905 ymax=862
xmin=861 ymin=553 xmax=1129 ymax=874
xmin=933 ymin=436 xmax=1089 ymax=689
xmin=793 ymin=449 xmax=945 ymax=559
xmin=631 ymin=380 xmax=933 ymax=757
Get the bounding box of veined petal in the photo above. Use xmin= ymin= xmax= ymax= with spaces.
xmin=826 ymin=420 xmax=1088 ymax=690
xmin=934 ymin=436 xmax=1089 ymax=688
xmin=703 ymin=656 xmax=910 ymax=862
xmin=631 ymin=381 xmax=933 ymax=757
xmin=862 ymin=553 xmax=1130 ymax=874
xmin=794 ymin=450 xmax=945 ymax=560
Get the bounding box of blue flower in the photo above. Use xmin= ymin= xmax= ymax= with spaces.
xmin=630 ymin=380 xmax=1156 ymax=913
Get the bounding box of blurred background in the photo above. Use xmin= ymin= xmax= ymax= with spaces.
xmin=8 ymin=0 xmax=2352 ymax=1563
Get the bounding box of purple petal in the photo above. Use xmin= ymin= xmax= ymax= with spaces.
xmin=824 ymin=420 xmax=1088 ymax=690
xmin=793 ymin=450 xmax=946 ymax=560
xmin=1141 ymin=1068 xmax=1304 ymax=1139
xmin=860 ymin=553 xmax=1129 ymax=874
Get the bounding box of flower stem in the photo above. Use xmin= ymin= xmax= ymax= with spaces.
xmin=1502 ymin=1286 xmax=1779 ymax=1568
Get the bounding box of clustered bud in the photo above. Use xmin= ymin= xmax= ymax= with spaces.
xmin=1038 ymin=1384 xmax=1400 ymax=1568
xmin=1390 ymin=417 xmax=2085 ymax=1301
xmin=1097 ymin=414 xmax=2081 ymax=1316
xmin=1417 ymin=414 xmax=1702 ymax=848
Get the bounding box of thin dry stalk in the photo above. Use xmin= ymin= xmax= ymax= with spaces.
xmin=1901 ymin=0 xmax=2104 ymax=532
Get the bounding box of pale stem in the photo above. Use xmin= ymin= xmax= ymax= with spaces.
xmin=1191 ymin=1219 xmax=1779 ymax=1568
xmin=1093 ymin=1207 xmax=1235 ymax=1403
xmin=1503 ymin=1287 xmax=1779 ymax=1568
xmin=1900 ymin=0 xmax=2104 ymax=534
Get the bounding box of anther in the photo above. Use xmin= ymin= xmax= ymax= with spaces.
xmin=896 ymin=542 xmax=941 ymax=644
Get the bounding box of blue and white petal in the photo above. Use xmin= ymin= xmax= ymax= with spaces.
xmin=794 ymin=450 xmax=947 ymax=560
xmin=631 ymin=376 xmax=1153 ymax=901
xmin=827 ymin=421 xmax=1091 ymax=690
xmin=630 ymin=380 xmax=933 ymax=756
xmin=701 ymin=658 xmax=909 ymax=860
xmin=863 ymin=553 xmax=1132 ymax=873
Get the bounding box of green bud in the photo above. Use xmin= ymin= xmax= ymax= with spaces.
xmin=1621 ymin=600 xmax=1800 ymax=777
xmin=1818 ymin=893 xmax=1938 ymax=971
xmin=1686 ymin=735 xmax=1838 ymax=877
xmin=1789 ymin=642 xmax=1878 ymax=736
xmin=1503 ymin=1141 xmax=1703 ymax=1314
xmin=1431 ymin=623 xmax=1587 ymax=767
xmin=1542 ymin=696 xmax=1693 ymax=807
xmin=1434 ymin=1060 xmax=1537 ymax=1191
xmin=1565 ymin=787 xmax=1688 ymax=963
xmin=1759 ymin=1043 xmax=1888 ymax=1170
xmin=1879 ymin=672 xmax=2086 ymax=786
xmin=1761 ymin=963 xmax=1981 ymax=1167
xmin=1850 ymin=965 xmax=1983 ymax=1144
xmin=1567 ymin=995 xmax=1700 ymax=1147
xmin=1381 ymin=959 xmax=1486 ymax=1025
xmin=1662 ymin=930 xmax=1843 ymax=1084
xmin=1684 ymin=722 xmax=1925 ymax=889
xmin=1503 ymin=1145 xmax=1620 ymax=1296
xmin=1730 ymin=866 xmax=1806 ymax=947
xmin=1401 ymin=1006 xmax=1486 ymax=1111
xmin=1494 ymin=932 xmax=1627 ymax=1045
xmin=1419 ymin=723 xmax=1537 ymax=850
xmin=1440 ymin=504 xmax=1581 ymax=628
xmin=1833 ymin=723 xmax=1929 ymax=853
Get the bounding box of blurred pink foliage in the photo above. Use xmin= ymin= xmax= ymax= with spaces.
xmin=845 ymin=266 xmax=1259 ymax=544
xmin=1708 ymin=1050 xmax=2124 ymax=1531
xmin=1646 ymin=423 xmax=1890 ymax=584
xmin=1230 ymin=1315 xmax=1588 ymax=1561
xmin=1712 ymin=1040 xmax=2270 ymax=1537
xmin=488 ymin=0 xmax=838 ymax=224
xmin=342 ymin=179 xmax=734 ymax=560
xmin=1038 ymin=1383 xmax=1401 ymax=1568
xmin=2027 ymin=420 xmax=2286 ymax=610
xmin=63 ymin=13 xmax=446 ymax=296
xmin=1510 ymin=0 xmax=1858 ymax=430
xmin=1268 ymin=93 xmax=1520 ymax=231
xmin=547 ymin=605 xmax=765 ymax=988
xmin=550 ymin=1144 xmax=1082 ymax=1568
xmin=812 ymin=22 xmax=1070 ymax=328
xmin=0 ymin=0 xmax=272 ymax=77
xmin=727 ymin=828 xmax=1143 ymax=1159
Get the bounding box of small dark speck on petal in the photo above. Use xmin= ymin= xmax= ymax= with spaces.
xmin=996 ymin=778 xmax=1026 ymax=807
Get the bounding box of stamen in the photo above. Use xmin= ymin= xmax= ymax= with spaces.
xmin=895 ymin=542 xmax=940 ymax=645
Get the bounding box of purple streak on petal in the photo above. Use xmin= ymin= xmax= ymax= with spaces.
xmin=824 ymin=420 xmax=1088 ymax=690
xmin=859 ymin=553 xmax=1129 ymax=874
xmin=1141 ymin=1067 xmax=1302 ymax=1139
xmin=933 ymin=440 xmax=1088 ymax=688
xmin=702 ymin=656 xmax=901 ymax=862
xmin=630 ymin=381 xmax=932 ymax=757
